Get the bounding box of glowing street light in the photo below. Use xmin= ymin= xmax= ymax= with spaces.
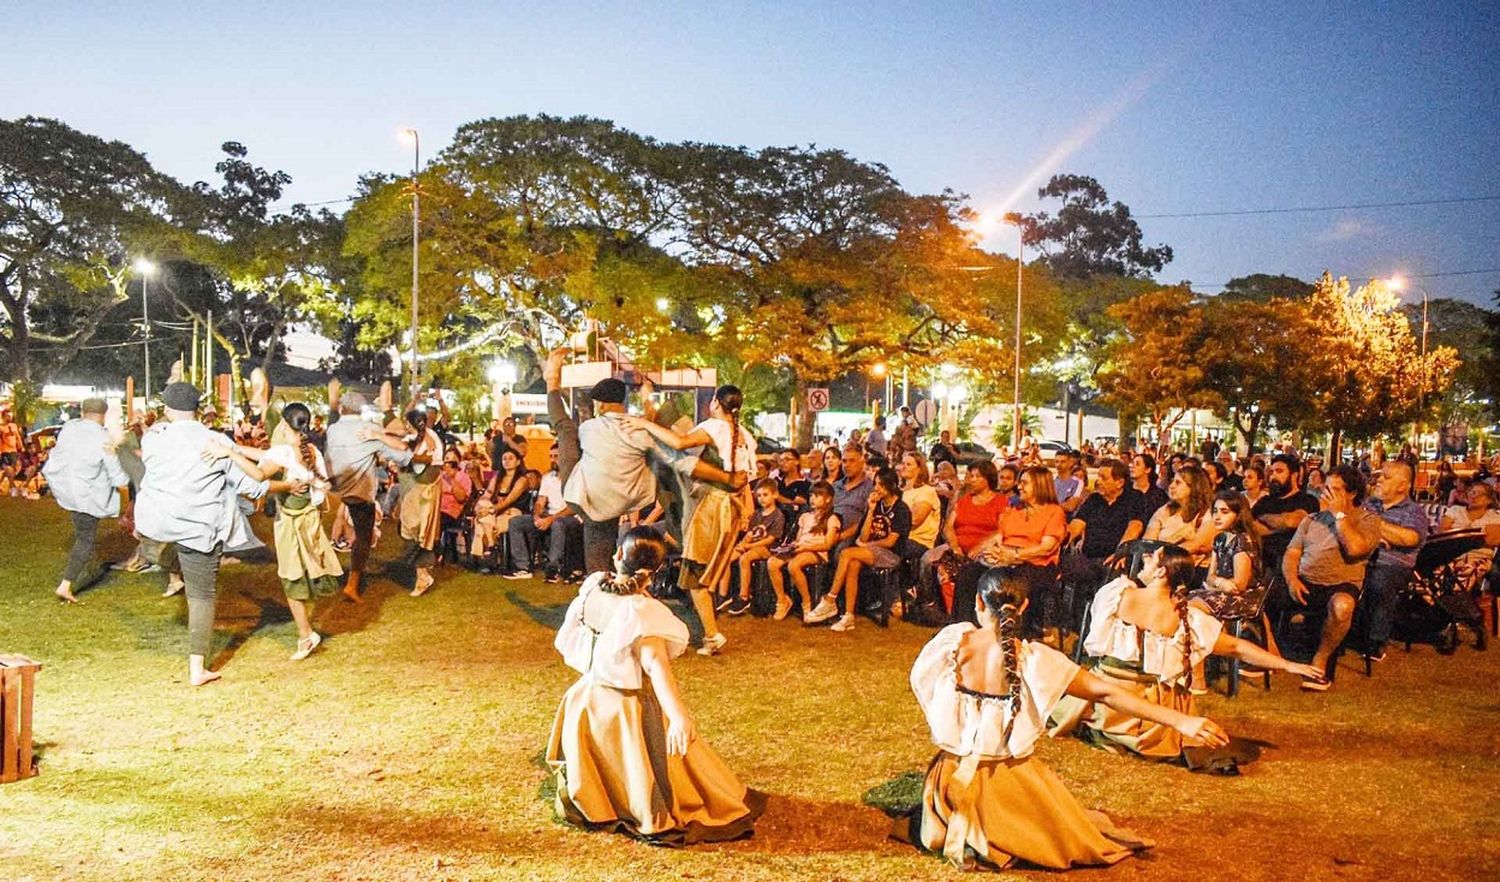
xmin=488 ymin=360 xmax=518 ymax=389
xmin=655 ymin=297 xmax=671 ymax=313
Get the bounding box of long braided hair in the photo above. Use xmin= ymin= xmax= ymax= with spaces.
xmin=599 ymin=526 xmax=667 ymax=595
xmin=977 ymin=567 xmax=1031 ymax=735
xmin=1156 ymin=544 xmax=1199 ymax=690
xmin=280 ymin=402 xmax=326 ymax=483
xmin=713 ymin=384 xmax=745 ymax=475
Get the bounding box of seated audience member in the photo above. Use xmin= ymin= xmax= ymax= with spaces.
xmin=1241 ymin=462 xmax=1268 ymax=508
xmin=1217 ymin=452 xmax=1244 ymax=492
xmin=775 ymin=448 xmax=810 ymax=511
xmin=996 ymin=463 xmax=1022 ymax=509
xmin=1281 ymin=465 xmax=1382 ymax=691
xmin=505 ymin=454 xmax=583 ymax=582
xmin=472 ymin=447 xmax=533 ymax=572
xmin=928 ymin=430 xmax=958 ymax=468
xmin=897 ymin=451 xmax=942 ymax=566
xmin=830 ymin=446 xmax=874 ymax=557
xmin=1144 ymin=465 xmax=1217 ymax=566
xmin=1361 ymin=462 xmax=1428 ymax=661
xmin=1130 ymin=452 xmax=1169 ymax=516
xmin=1252 ymin=453 xmax=1319 ymax=591
xmin=1440 ymin=481 xmax=1500 ymax=588
xmin=437 ymin=448 xmax=474 ymax=563
xmin=1063 ymin=458 xmax=1148 ymax=619
xmin=997 ymin=466 xmax=1068 ymax=642
xmin=1052 ymin=449 xmax=1086 ymax=514
xmin=717 ymin=479 xmax=785 ymax=616
xmin=929 ymin=461 xmax=1009 ymax=622
xmin=766 ymin=480 xmax=840 ymax=621
xmin=809 ymin=467 xmax=911 ymax=632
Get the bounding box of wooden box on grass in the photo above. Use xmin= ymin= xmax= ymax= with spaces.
xmin=0 ymin=654 xmax=40 ymax=783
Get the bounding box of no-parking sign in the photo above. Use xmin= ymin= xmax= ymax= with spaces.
xmin=806 ymin=388 xmax=830 ymax=412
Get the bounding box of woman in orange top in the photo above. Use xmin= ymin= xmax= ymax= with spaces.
xmin=997 ymin=466 xmax=1068 ymax=644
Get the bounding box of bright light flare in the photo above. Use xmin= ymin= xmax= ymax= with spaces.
xmin=488 ymin=361 xmax=517 ymax=386
xmin=398 ymin=127 xmax=419 ymax=144
xmin=870 ymin=362 xmax=888 ymax=378
xmin=655 ymin=297 xmax=671 ymax=313
xmin=133 ymin=258 xmax=156 ymax=275
xmin=1386 ymin=275 xmax=1406 ymax=291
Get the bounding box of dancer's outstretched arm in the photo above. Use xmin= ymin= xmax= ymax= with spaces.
xmin=1064 ymin=668 xmax=1229 ymax=748
xmin=1212 ymin=632 xmax=1323 ymax=678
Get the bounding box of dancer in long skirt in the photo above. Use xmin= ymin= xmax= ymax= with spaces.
xmin=205 ymin=403 xmax=342 ymax=660
xmin=43 ymin=397 xmax=131 ymax=603
xmin=898 ymin=567 xmax=1229 ymax=871
xmin=621 ymin=385 xmax=755 ymax=656
xmin=1049 ymin=544 xmax=1320 ymax=770
xmin=323 ymin=391 xmax=412 ymax=601
xmin=547 ymin=526 xmax=765 ymax=844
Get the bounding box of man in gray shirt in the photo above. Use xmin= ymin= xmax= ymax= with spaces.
xmin=43 ymin=397 xmax=130 ymax=602
xmin=136 ymin=382 xmax=295 ymax=686
xmin=324 ymin=391 xmax=413 ymax=601
xmin=1282 ymin=464 xmax=1382 ymax=691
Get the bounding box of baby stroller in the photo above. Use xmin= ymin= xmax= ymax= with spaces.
xmin=1392 ymin=530 xmax=1489 ymax=654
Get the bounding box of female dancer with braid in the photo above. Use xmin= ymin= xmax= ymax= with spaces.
xmin=898 ymin=567 xmax=1229 ymax=870
xmin=546 ymin=526 xmax=765 ymax=844
xmin=622 ymin=385 xmax=756 ymax=656
xmin=206 ymin=403 xmax=342 ymax=660
xmin=1050 ymin=544 xmax=1320 ymax=770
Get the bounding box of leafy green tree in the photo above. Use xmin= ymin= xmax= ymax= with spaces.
xmin=1301 ymin=273 xmax=1459 ymax=459
xmin=0 ymin=116 xmax=177 ymax=382
xmin=1016 ymin=174 xmax=1172 ymax=280
xmin=1200 ymin=296 xmax=1319 ymax=452
xmin=1096 ymin=286 xmax=1219 ymax=452
xmin=672 ymin=143 xmax=1015 ymax=447
xmin=1402 ymin=296 xmax=1497 ymax=438
xmin=340 ymin=115 xmax=687 ymax=386
xmin=1218 ymin=273 xmax=1314 ymax=302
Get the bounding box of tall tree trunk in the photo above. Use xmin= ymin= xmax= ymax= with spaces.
xmin=1328 ymin=426 xmax=1344 ymax=466
xmin=793 ymin=372 xmax=815 ymax=451
xmin=0 ymin=275 xmax=32 ymax=382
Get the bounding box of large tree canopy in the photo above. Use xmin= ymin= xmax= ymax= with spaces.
xmin=1017 ymin=173 xmax=1173 ymax=280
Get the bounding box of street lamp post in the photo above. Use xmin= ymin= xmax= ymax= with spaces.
xmin=401 ymin=128 xmax=421 ymax=397
xmin=133 ymin=259 xmax=157 ymax=402
xmin=1002 ymin=213 xmax=1024 ymax=451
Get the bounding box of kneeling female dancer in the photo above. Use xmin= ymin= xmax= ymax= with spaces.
xmin=900 ymin=567 xmax=1228 ymax=871
xmin=546 ymin=526 xmax=765 ymax=844
xmin=1049 ymin=545 xmax=1320 ymax=770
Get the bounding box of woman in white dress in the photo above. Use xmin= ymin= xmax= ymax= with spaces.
xmin=899 ymin=566 xmax=1230 ymax=871
xmin=622 ymin=385 xmax=756 ymax=656
xmin=1049 ymin=545 xmax=1320 ymax=769
xmin=205 ymin=403 xmax=342 ymax=660
xmin=546 ymin=526 xmax=765 ymax=844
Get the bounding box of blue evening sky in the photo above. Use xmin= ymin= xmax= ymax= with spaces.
xmin=8 ymin=1 xmax=1499 ymax=304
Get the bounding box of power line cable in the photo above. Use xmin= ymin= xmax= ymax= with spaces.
xmin=1137 ymin=195 xmax=1500 ymax=219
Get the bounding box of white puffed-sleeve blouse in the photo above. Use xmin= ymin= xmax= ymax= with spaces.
xmin=554 ymin=574 xmax=690 ymax=690
xmin=1081 ymin=576 xmax=1223 ymax=686
xmin=910 ymin=623 xmax=1080 ymax=760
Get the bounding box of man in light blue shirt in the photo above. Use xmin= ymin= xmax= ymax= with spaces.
xmin=43 ymin=398 xmax=130 ymax=603
xmin=135 ymin=382 xmax=297 ymax=687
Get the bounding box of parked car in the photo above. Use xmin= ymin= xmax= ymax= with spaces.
xmin=1037 ymin=440 xmax=1079 ymax=461
xmin=953 ymin=441 xmax=995 ymax=467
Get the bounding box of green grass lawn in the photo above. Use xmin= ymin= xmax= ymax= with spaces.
xmin=0 ymin=497 xmax=1496 ymax=881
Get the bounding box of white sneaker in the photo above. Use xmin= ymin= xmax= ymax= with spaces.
xmin=830 ymin=614 xmax=856 ymax=633
xmin=502 ymin=570 xmax=533 ymax=581
xmin=290 ymin=631 xmax=322 ymax=661
xmin=804 ymin=596 xmax=840 ymax=624
xmin=696 ymin=632 xmax=727 ymax=656
xmin=772 ymin=598 xmax=793 ymax=621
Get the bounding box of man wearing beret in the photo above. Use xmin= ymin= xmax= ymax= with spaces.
xmin=43 ymin=397 xmax=131 ymax=603
xmin=135 ymin=382 xmax=305 ymax=686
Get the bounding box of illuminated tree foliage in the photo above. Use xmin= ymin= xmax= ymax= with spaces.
xmin=1096 ymin=286 xmax=1218 ymax=451
xmin=1301 ymin=272 xmax=1457 ymax=458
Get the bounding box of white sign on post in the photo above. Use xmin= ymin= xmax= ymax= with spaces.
xmin=806 ymin=388 xmax=830 ymax=412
